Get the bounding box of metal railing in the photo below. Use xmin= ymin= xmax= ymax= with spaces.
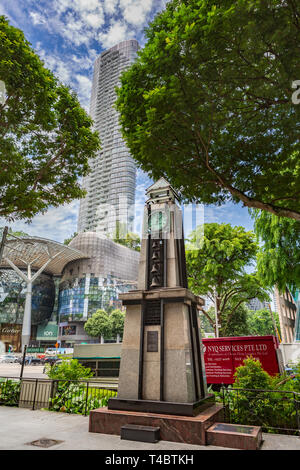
xmin=221 ymin=387 xmax=300 ymax=436
xmin=0 ymin=377 xmax=117 ymax=415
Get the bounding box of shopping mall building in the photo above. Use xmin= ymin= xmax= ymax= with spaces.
xmin=0 ymin=231 xmax=139 ymax=352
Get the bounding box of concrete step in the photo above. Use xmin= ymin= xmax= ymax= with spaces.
xmin=206 ymin=422 xmax=262 ymax=450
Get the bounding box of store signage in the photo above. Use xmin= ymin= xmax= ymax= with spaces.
xmin=36 ymin=322 xmax=58 ymax=341
xmin=0 ymin=324 xmax=21 ymax=336
xmin=202 ymin=335 xmax=280 ymax=384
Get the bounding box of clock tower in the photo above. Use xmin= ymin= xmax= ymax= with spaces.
xmin=107 ymin=178 xmax=214 ymax=415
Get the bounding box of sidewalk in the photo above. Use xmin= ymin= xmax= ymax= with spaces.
xmin=0 ymin=407 xmax=299 ymax=451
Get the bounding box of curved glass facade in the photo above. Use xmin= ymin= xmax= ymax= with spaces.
xmin=58 ymin=275 xmax=134 ymax=322
xmin=0 ymin=269 xmax=55 ymax=325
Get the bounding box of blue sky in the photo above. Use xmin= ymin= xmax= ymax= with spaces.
xmin=0 ymin=0 xmax=254 ymax=242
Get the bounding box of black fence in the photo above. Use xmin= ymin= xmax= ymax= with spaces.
xmin=0 ymin=377 xmax=117 ymax=416
xmin=1 ymin=376 xmax=299 ymax=434
xmin=221 ymin=387 xmax=300 ymax=436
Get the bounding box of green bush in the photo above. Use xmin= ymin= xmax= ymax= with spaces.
xmin=49 ymin=382 xmax=117 ymax=415
xmin=0 ymin=379 xmax=21 ymax=406
xmin=222 ymin=357 xmax=300 ymax=434
xmin=45 ymin=359 xmax=94 ymax=381
xmin=233 ymin=356 xmax=273 ymax=390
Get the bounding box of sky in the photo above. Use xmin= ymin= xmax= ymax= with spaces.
xmin=0 ymin=0 xmax=254 ymax=242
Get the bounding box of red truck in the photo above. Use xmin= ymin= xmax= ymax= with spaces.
xmin=202 ymin=335 xmax=281 ymax=385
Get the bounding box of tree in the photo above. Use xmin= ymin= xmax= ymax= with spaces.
xmin=0 ymin=17 xmax=100 ymax=221
xmin=109 ymin=309 xmax=125 ymax=340
xmin=247 ymin=308 xmax=281 ymax=338
xmin=186 ymin=223 xmax=269 ymax=334
xmin=220 ymin=302 xmax=251 ymax=337
xmin=116 ymin=0 xmax=300 ymax=221
xmin=253 ymin=210 xmax=300 ymax=292
xmin=84 ymin=309 xmax=112 ymax=342
xmin=202 ymin=303 xmax=251 ymax=337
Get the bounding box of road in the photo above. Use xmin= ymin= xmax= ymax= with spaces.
xmin=0 ymin=363 xmax=47 ymax=379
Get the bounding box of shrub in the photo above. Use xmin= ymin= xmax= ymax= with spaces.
xmin=49 ymin=382 xmax=117 ymax=415
xmin=222 ymin=357 xmax=300 ymax=434
xmin=45 ymin=359 xmax=93 ymax=381
xmin=233 ymin=356 xmax=273 ymax=390
xmin=0 ymin=379 xmax=21 ymax=406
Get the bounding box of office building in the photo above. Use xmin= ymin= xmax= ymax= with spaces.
xmin=78 ymin=40 xmax=139 ymax=236
xmin=247 ymin=298 xmax=269 ymax=312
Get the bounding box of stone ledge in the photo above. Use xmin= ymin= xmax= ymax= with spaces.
xmin=119 ymin=288 xmax=204 ymax=307
xmin=89 ymin=404 xmax=223 ymax=446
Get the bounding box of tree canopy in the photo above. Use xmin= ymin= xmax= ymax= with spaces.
xmin=186 ymin=223 xmax=270 ymax=334
xmin=84 ymin=310 xmax=112 ymax=340
xmin=247 ymin=308 xmax=281 ymax=338
xmin=84 ymin=309 xmax=125 ymax=341
xmin=109 ymin=309 xmax=125 ymax=338
xmin=0 ymin=17 xmax=100 ymax=221
xmin=253 ymin=210 xmax=300 ymax=292
xmin=116 ymin=0 xmax=300 ymax=221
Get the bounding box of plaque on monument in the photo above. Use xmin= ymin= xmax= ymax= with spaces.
xmin=147 ymin=331 xmax=158 ymax=352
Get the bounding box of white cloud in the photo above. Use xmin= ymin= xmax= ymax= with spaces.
xmin=84 ymin=12 xmax=105 ymax=28
xmin=98 ymin=19 xmax=133 ymax=49
xmin=29 ymin=11 xmax=46 ymax=25
xmin=34 ymin=44 xmax=95 ymax=109
xmin=0 ymin=200 xmax=79 ymax=243
xmin=103 ymin=0 xmax=119 ymax=15
xmin=119 ymin=0 xmax=153 ymax=26
xmin=76 ymin=74 xmax=92 ymax=110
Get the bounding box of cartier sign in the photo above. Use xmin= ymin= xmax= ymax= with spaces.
xmin=0 ymin=324 xmax=21 ymax=336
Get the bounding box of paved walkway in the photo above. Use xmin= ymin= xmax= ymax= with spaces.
xmin=0 ymin=407 xmax=299 ymax=451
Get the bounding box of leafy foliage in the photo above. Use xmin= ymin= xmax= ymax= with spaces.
xmin=109 ymin=309 xmax=125 ymax=338
xmin=0 ymin=17 xmax=100 ymax=221
xmin=84 ymin=309 xmax=125 ymax=341
xmin=253 ymin=211 xmax=300 ymax=292
xmin=116 ymin=0 xmax=300 ymax=221
xmin=49 ymin=382 xmax=116 ymax=415
xmin=219 ymin=302 xmax=251 ymax=337
xmin=84 ymin=309 xmax=112 ymax=340
xmin=233 ymin=357 xmax=273 ymax=390
xmin=45 ymin=359 xmax=93 ymax=381
xmin=220 ymin=357 xmax=300 ymax=433
xmin=43 ymin=359 xmax=116 ymax=415
xmin=186 ymin=223 xmax=269 ymax=334
xmin=247 ymin=308 xmax=281 ymax=338
xmin=0 ymin=379 xmax=20 ymax=406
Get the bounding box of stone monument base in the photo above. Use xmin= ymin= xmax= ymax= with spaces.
xmin=107 ymin=394 xmax=215 ymax=416
xmin=89 ymin=404 xmax=224 ymax=446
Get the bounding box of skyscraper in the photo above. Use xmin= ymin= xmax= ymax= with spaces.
xmin=78 ymin=40 xmax=139 ymax=236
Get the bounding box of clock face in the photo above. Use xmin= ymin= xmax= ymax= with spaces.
xmin=148 ymin=210 xmax=168 ymax=232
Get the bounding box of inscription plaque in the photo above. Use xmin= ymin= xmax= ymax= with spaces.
xmin=147 ymin=331 xmax=158 ymax=352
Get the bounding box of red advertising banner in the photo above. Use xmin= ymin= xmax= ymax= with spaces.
xmin=202 ymin=335 xmax=280 ymax=384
